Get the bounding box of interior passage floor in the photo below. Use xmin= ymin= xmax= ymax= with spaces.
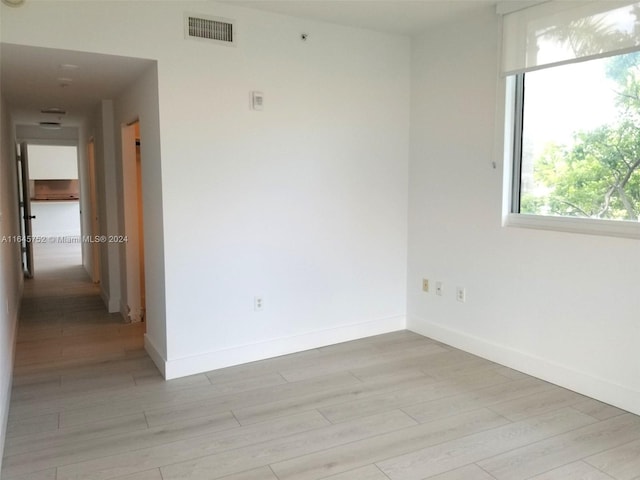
xmin=3 ymin=247 xmax=640 ymax=480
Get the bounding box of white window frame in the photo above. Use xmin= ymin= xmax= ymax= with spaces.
xmin=499 ymin=1 xmax=640 ymax=240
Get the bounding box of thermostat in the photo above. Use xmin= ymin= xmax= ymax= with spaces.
xmin=251 ymin=91 xmax=264 ymax=111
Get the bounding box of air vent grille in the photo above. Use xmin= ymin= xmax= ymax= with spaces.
xmin=185 ymin=14 xmax=235 ymax=45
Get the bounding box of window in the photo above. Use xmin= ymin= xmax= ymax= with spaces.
xmin=515 ymin=53 xmax=640 ymax=221
xmin=501 ymin=0 xmax=640 ymax=238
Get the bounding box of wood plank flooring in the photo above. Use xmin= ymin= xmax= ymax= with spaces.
xmin=3 ymin=245 xmax=640 ymax=479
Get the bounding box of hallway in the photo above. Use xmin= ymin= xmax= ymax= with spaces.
xmin=13 ymin=242 xmax=145 ymax=377
xmin=3 ymin=242 xmax=149 ymax=479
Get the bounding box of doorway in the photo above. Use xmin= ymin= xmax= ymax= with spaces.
xmin=18 ymin=143 xmax=82 ymax=276
xmin=2 ymin=42 xmax=163 ymax=373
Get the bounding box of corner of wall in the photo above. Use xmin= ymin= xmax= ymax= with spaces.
xmin=99 ymin=286 xmax=120 ymax=314
xmin=407 ymin=314 xmax=640 ymax=416
xmin=164 ymin=315 xmax=406 ymax=380
xmin=144 ymin=333 xmax=166 ymax=379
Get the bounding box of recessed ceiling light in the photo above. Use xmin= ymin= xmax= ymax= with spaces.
xmin=58 ymin=77 xmax=73 ymax=87
xmin=2 ymin=0 xmax=25 ymax=7
xmin=39 ymin=122 xmax=62 ymax=130
xmin=41 ymin=107 xmax=67 ymax=115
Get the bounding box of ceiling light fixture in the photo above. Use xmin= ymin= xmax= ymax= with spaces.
xmin=59 ymin=63 xmax=80 ymax=71
xmin=2 ymin=0 xmax=25 ymax=7
xmin=41 ymin=107 xmax=67 ymax=115
xmin=39 ymin=121 xmax=62 ymax=130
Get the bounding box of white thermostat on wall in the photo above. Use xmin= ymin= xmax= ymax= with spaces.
xmin=251 ymin=91 xmax=264 ymax=111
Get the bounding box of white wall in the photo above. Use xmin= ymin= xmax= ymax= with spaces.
xmin=0 ymin=1 xmax=411 ymax=378
xmin=27 ymin=144 xmax=78 ymax=179
xmin=15 ymin=125 xmax=77 ymax=144
xmin=0 ymin=94 xmax=25 ymax=476
xmin=407 ymin=7 xmax=640 ymax=415
xmin=91 ymin=100 xmax=120 ymax=313
xmin=156 ymin=6 xmax=410 ymax=377
xmin=111 ymin=65 xmax=166 ymax=357
xmin=77 ymin=122 xmax=97 ymax=281
xmin=30 ymin=201 xmax=80 ymax=238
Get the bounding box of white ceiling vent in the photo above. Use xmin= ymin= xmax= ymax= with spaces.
xmin=185 ymin=13 xmax=235 ymax=46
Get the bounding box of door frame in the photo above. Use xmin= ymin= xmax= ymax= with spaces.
xmin=120 ymin=120 xmax=145 ymax=322
xmin=17 ymin=142 xmax=34 ymax=278
xmin=87 ymin=138 xmax=101 ymax=283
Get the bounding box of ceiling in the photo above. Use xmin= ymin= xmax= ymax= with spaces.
xmin=0 ymin=43 xmax=155 ymax=128
xmin=1 ymin=1 xmax=497 ymax=129
xmin=226 ymin=0 xmax=496 ymax=35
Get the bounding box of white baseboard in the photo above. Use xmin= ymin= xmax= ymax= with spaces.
xmin=144 ymin=334 xmax=166 ymax=378
xmin=120 ymin=300 xmax=128 ymax=322
xmin=163 ymin=315 xmax=406 ymax=380
xmin=407 ymin=315 xmax=640 ymax=416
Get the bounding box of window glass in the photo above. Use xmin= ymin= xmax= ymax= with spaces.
xmin=518 ymin=51 xmax=640 ymax=222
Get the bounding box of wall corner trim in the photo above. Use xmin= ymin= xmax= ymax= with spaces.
xmin=163 ymin=315 xmax=407 ymax=380
xmin=100 ymin=287 xmax=120 ymax=314
xmin=407 ymin=314 xmax=640 ymax=416
xmin=144 ymin=334 xmax=167 ymax=379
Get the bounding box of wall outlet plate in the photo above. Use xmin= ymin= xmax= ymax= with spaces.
xmin=254 ymin=296 xmax=264 ymax=311
xmin=422 ymin=278 xmax=429 ymax=292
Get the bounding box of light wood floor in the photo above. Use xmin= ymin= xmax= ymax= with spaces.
xmin=3 ymin=247 xmax=640 ymax=479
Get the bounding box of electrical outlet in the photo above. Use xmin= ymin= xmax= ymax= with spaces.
xmin=254 ymin=296 xmax=264 ymax=311
xmin=435 ymin=281 xmax=443 ymax=296
xmin=422 ymin=278 xmax=429 ymax=292
xmin=456 ymin=287 xmax=466 ymax=303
